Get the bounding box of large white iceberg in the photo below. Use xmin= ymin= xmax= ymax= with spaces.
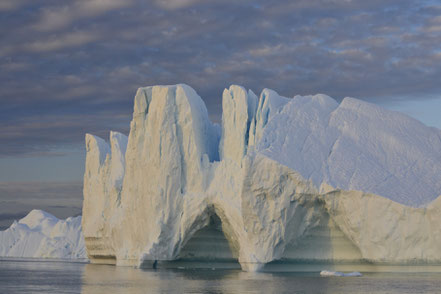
xmin=82 ymin=84 xmax=441 ymax=272
xmin=0 ymin=210 xmax=86 ymax=259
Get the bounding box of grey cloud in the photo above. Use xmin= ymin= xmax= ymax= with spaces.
xmin=0 ymin=112 xmax=130 ymax=156
xmin=0 ymin=181 xmax=83 ymax=200
xmin=26 ymin=31 xmax=101 ymax=52
xmin=0 ymin=0 xmax=29 ymax=11
xmin=0 ymin=212 xmax=28 ymax=222
xmin=1 ymin=0 xmax=440 ymax=157
xmin=0 ymin=181 xmax=83 ymax=229
xmin=153 ymin=0 xmax=203 ymax=10
xmin=0 ymin=211 xmax=29 ymax=230
xmin=33 ymin=0 xmax=134 ymax=32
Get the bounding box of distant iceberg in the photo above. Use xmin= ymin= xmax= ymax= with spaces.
xmin=0 ymin=210 xmax=86 ymax=259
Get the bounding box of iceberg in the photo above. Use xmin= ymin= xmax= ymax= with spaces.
xmin=82 ymin=84 xmax=441 ymax=272
xmin=0 ymin=210 xmax=86 ymax=259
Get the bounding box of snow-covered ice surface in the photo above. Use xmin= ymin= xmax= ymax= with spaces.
xmin=82 ymin=84 xmax=441 ymax=272
xmin=259 ymin=95 xmax=441 ymax=207
xmin=320 ymin=270 xmax=362 ymax=277
xmin=0 ymin=210 xmax=86 ymax=259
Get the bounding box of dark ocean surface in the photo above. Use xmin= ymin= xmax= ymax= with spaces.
xmin=1 ymin=259 xmax=441 ymax=293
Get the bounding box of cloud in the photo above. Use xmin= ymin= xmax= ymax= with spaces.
xmin=1 ymin=0 xmax=441 ymax=159
xmin=33 ymin=0 xmax=134 ymax=31
xmin=0 ymin=181 xmax=83 ymax=230
xmin=27 ymin=31 xmax=100 ymax=52
xmin=153 ymin=0 xmax=201 ymax=10
xmin=0 ymin=0 xmax=28 ymax=11
xmin=0 ymin=112 xmax=130 ymax=156
xmin=32 ymin=6 xmax=74 ymax=32
xmin=80 ymin=0 xmax=133 ymax=14
xmin=1 ymin=61 xmax=32 ymax=72
xmin=0 ymin=212 xmax=28 ymax=223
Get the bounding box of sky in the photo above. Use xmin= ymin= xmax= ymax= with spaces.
xmin=1 ymin=0 xmax=441 ymax=229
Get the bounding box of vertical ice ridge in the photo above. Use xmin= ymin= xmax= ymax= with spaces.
xmin=83 ymin=131 xmax=128 ymax=256
xmin=250 ymin=88 xmax=290 ymax=147
xmin=219 ymin=85 xmax=258 ymax=163
xmin=109 ymin=131 xmax=128 ymax=191
xmin=85 ymin=134 xmax=110 ymax=167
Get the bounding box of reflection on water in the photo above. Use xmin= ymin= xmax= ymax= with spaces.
xmin=0 ymin=259 xmax=84 ymax=294
xmin=81 ymin=264 xmax=333 ymax=294
xmin=1 ymin=259 xmax=441 ymax=294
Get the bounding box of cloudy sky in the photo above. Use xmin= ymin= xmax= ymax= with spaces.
xmin=1 ymin=0 xmax=441 ymax=228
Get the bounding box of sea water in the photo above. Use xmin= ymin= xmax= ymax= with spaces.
xmin=1 ymin=259 xmax=441 ymax=293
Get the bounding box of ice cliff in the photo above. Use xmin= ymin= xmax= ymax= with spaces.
xmin=0 ymin=210 xmax=86 ymax=259
xmin=83 ymin=84 xmax=441 ymax=272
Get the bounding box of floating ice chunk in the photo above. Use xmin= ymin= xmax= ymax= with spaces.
xmin=320 ymin=270 xmax=362 ymax=277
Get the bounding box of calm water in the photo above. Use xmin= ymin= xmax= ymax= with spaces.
xmin=1 ymin=259 xmax=441 ymax=293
